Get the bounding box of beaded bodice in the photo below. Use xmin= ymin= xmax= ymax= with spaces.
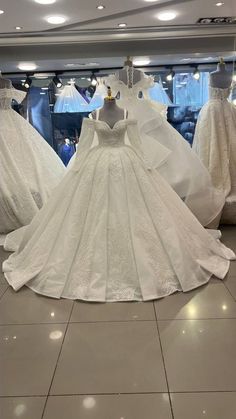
xmin=209 ymin=86 xmax=231 ymax=101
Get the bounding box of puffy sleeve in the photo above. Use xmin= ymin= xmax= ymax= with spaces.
xmin=127 ymin=119 xmax=172 ymax=170
xmin=126 ymin=120 xmax=147 ymax=163
xmin=70 ymin=118 xmax=95 ymax=171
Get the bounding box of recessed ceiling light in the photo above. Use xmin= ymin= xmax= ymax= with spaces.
xmin=215 ymin=2 xmax=224 ymax=6
xmin=157 ymin=11 xmax=177 ymax=21
xmin=46 ymin=16 xmax=66 ymax=24
xmin=0 ymin=10 xmax=4 ymax=14
xmin=18 ymin=62 xmax=37 ymax=71
xmin=96 ymin=5 xmax=105 ymax=9
xmin=118 ymin=23 xmax=127 ymax=28
xmin=35 ymin=0 xmax=57 ymax=4
xmin=133 ymin=58 xmax=151 ymax=66
xmin=15 ymin=26 xmax=22 ymax=30
xmin=65 ymin=63 xmax=75 ymax=67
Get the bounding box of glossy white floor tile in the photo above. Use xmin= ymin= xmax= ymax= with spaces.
xmin=43 ymin=394 xmax=172 ymax=419
xmin=155 ymin=283 xmax=236 ymax=320
xmin=50 ymin=322 xmax=167 ymax=394
xmin=0 ymin=287 xmax=73 ymax=325
xmin=70 ymin=301 xmax=155 ymax=322
xmin=225 ymin=276 xmax=236 ymax=300
xmin=0 ymin=397 xmax=46 ymax=419
xmin=0 ymin=281 xmax=8 ymax=298
xmin=159 ymin=319 xmax=236 ymax=392
xmin=0 ymin=324 xmax=66 ymax=396
xmin=171 ymin=392 xmax=236 ymax=419
xmin=0 ymin=226 xmax=236 ymax=418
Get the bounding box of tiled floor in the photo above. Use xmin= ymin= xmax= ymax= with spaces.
xmin=0 ymin=226 xmax=236 ymax=418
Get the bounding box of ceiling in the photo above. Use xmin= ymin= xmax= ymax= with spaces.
xmin=0 ymin=0 xmax=235 ymax=73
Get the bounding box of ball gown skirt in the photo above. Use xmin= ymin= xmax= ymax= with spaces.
xmin=193 ymin=86 xmax=236 ymax=224
xmin=3 ymin=118 xmax=235 ymax=302
xmin=0 ymin=88 xmax=65 ymax=233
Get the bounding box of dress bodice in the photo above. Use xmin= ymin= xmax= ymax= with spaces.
xmin=0 ymin=88 xmax=26 ymax=110
xmin=209 ymin=86 xmax=231 ymax=101
xmin=105 ymin=71 xmax=154 ymax=100
xmin=94 ymin=119 xmax=129 ymax=147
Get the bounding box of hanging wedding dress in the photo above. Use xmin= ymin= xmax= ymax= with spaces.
xmin=0 ymin=87 xmax=65 ymax=233
xmin=3 ymin=113 xmax=235 ymax=301
xmin=88 ymin=78 xmax=107 ymax=112
xmin=148 ymin=80 xmax=173 ymax=106
xmin=104 ymin=69 xmax=224 ymax=227
xmin=193 ymin=86 xmax=236 ymax=224
xmin=54 ymin=83 xmax=89 ymax=113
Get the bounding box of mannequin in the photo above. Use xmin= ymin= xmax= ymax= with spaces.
xmin=118 ymin=56 xmax=142 ymax=87
xmin=0 ymin=72 xmax=12 ymax=89
xmin=92 ymin=87 xmax=125 ymax=127
xmin=210 ymin=58 xmax=232 ymax=89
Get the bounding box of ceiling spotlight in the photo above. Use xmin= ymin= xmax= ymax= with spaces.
xmin=193 ymin=68 xmax=200 ymax=80
xmin=91 ymin=73 xmax=98 ymax=87
xmin=15 ymin=26 xmax=22 ymax=30
xmin=35 ymin=0 xmax=56 ymax=4
xmin=215 ymin=2 xmax=224 ymax=6
xmin=0 ymin=10 xmax=4 ymax=14
xmin=24 ymin=76 xmax=32 ymax=89
xmin=46 ymin=16 xmax=66 ymax=24
xmin=118 ymin=23 xmax=127 ymax=28
xmin=53 ymin=74 xmax=62 ymax=88
xmin=18 ymin=62 xmax=37 ymax=71
xmin=96 ymin=5 xmax=105 ymax=9
xmin=166 ymin=70 xmax=175 ymax=81
xmin=133 ymin=58 xmax=151 ymax=66
xmin=157 ymin=11 xmax=177 ymax=21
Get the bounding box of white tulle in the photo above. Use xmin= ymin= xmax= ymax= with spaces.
xmin=148 ymin=80 xmax=173 ymax=106
xmin=193 ymin=86 xmax=236 ymax=224
xmin=3 ymin=117 xmax=235 ymax=302
xmin=54 ymin=84 xmax=89 ymax=113
xmin=0 ymin=87 xmax=65 ymax=233
xmin=87 ymin=79 xmax=107 ymax=111
xmin=104 ymin=71 xmax=225 ymax=227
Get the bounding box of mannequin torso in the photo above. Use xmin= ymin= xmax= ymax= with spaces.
xmin=117 ymin=57 xmax=142 ymax=87
xmin=92 ymin=97 xmax=125 ymax=128
xmin=210 ymin=63 xmax=232 ymax=89
xmin=118 ymin=67 xmax=142 ymax=87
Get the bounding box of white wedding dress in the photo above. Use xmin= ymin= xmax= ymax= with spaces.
xmin=54 ymin=83 xmax=89 ymax=113
xmin=105 ymin=70 xmax=224 ymax=227
xmin=193 ymin=86 xmax=236 ymax=224
xmin=3 ymin=113 xmax=235 ymax=301
xmin=0 ymin=87 xmax=65 ymax=233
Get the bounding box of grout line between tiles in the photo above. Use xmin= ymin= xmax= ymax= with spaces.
xmin=41 ymin=301 xmax=75 ymax=419
xmin=0 ymin=285 xmax=9 ymax=301
xmin=1 ymin=315 xmax=236 ymax=327
xmin=223 ymin=281 xmax=236 ymax=302
xmin=2 ymin=389 xmax=236 ymax=399
xmin=153 ymin=302 xmax=175 ymax=419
